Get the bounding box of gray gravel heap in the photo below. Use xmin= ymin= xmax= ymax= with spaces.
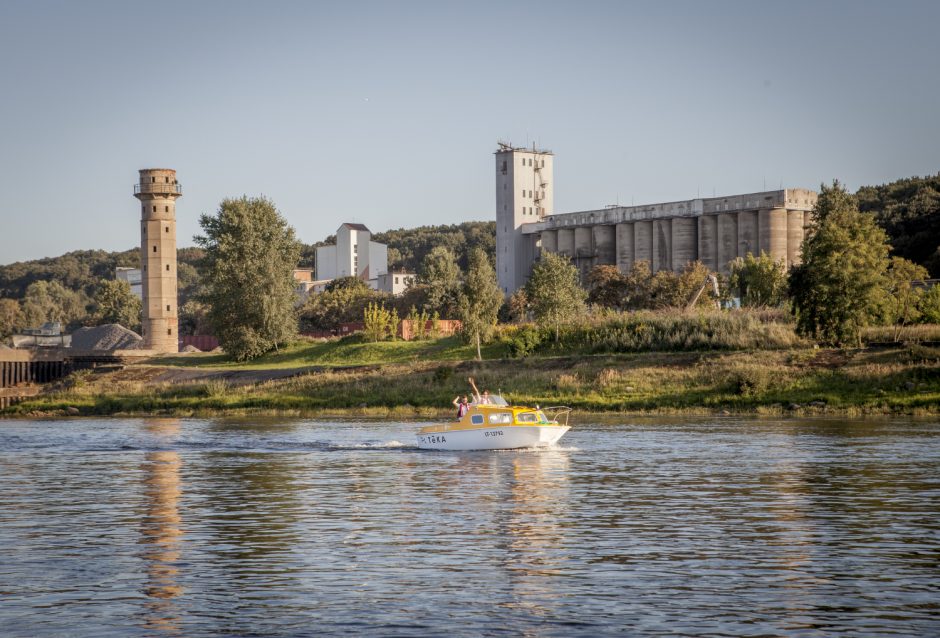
xmin=70 ymin=324 xmax=142 ymax=350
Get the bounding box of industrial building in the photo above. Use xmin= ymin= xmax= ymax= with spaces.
xmin=495 ymin=143 xmax=818 ymax=293
xmin=315 ymin=223 xmax=414 ymax=295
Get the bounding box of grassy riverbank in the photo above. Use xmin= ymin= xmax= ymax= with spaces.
xmin=3 ymin=342 xmax=939 ymax=418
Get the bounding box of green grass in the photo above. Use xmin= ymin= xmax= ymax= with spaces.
xmin=6 ymin=345 xmax=939 ymax=418
xmin=152 ymin=335 xmax=507 ymax=369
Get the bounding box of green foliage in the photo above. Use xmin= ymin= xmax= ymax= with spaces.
xmin=407 ymin=306 xmax=431 ymax=340
xmin=501 ymin=324 xmax=543 ymax=357
xmin=857 ymin=173 xmax=940 ymax=276
xmin=195 ymin=196 xmax=301 ymax=361
xmin=91 ymin=279 xmax=141 ymax=330
xmin=790 ymin=181 xmax=891 ymax=346
xmin=457 ymin=247 xmax=503 ymax=359
xmin=729 ymin=252 xmax=788 ymax=307
xmin=363 ymin=302 xmax=396 ymax=342
xmin=371 ymin=221 xmax=496 ymax=273
xmin=0 ymin=298 xmax=22 ymax=340
xmin=300 ymin=278 xmax=382 ymax=331
xmin=919 ymin=285 xmax=940 ymax=324
xmin=525 ymin=252 xmax=586 ymax=340
xmin=587 ymin=261 xmax=718 ymax=311
xmin=20 ymin=280 xmax=86 ymax=329
xmin=179 ymin=299 xmax=212 ymax=336
xmin=587 ymin=265 xmax=628 ymax=309
xmin=880 ymin=257 xmax=929 ymax=337
xmin=500 ymin=310 xmax=801 ymax=357
xmin=419 ymin=246 xmax=461 ymax=318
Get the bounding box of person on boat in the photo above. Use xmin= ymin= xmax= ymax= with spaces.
xmin=452 ymin=395 xmax=470 ymax=419
xmin=468 ymin=377 xmax=491 ymax=404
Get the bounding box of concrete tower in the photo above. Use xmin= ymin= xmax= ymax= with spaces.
xmin=134 ymin=169 xmax=181 ymax=353
xmin=495 ymin=142 xmax=553 ymax=294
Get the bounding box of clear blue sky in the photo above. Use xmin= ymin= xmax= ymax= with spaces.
xmin=1 ymin=0 xmax=938 ymax=263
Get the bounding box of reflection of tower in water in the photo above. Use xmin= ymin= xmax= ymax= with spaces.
xmin=140 ymin=418 xmax=184 ymax=634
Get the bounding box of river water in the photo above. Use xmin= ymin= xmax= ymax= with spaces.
xmin=0 ymin=416 xmax=938 ymax=636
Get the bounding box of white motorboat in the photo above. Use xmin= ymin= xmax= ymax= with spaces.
xmin=416 ymin=396 xmax=571 ymax=451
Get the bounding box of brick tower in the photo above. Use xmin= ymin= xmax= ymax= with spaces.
xmin=134 ymin=169 xmax=181 ymax=352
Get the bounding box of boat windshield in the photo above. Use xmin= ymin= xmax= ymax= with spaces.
xmin=472 ymin=394 xmax=508 ymax=406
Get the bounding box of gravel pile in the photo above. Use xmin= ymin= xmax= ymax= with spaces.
xmin=180 ymin=344 xmax=201 ymax=353
xmin=70 ymin=324 xmax=142 ymax=351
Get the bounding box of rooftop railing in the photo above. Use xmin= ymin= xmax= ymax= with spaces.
xmin=134 ymin=183 xmax=182 ymax=195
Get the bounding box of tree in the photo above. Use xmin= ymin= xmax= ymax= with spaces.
xmin=525 ymin=252 xmax=586 ymax=340
xmin=729 ymin=252 xmax=788 ymax=307
xmin=419 ymin=246 xmax=461 ymax=317
xmin=789 ymin=181 xmax=890 ymax=346
xmin=195 ymin=196 xmax=301 ymax=361
xmin=457 ymin=248 xmax=503 ymax=360
xmin=19 ymin=280 xmax=86 ymax=329
xmin=882 ymin=257 xmax=929 ymax=339
xmin=0 ymin=298 xmax=22 ymax=340
xmin=91 ymin=279 xmax=141 ymax=330
xmin=363 ymin=302 xmax=393 ymax=342
xmin=587 ymin=265 xmax=628 ymax=310
xmin=919 ymin=284 xmax=940 ymax=324
xmin=299 ymin=277 xmax=376 ymax=331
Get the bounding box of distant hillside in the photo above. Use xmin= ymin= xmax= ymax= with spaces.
xmin=856 ymin=173 xmax=940 ymax=276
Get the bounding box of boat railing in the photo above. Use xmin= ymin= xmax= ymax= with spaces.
xmin=543 ymin=406 xmax=572 ymax=426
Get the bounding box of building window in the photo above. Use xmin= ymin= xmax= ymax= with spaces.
xmin=353 ymin=244 xmax=358 ymax=254
xmin=167 ymin=328 xmax=172 ymax=336
xmin=164 ymin=206 xmax=169 ymax=213
xmin=166 ymin=305 xmax=170 ymax=311
xmin=153 ymin=246 xmax=157 ymax=253
xmin=151 ymin=177 xmax=155 ymax=183
xmin=143 ymin=265 xmax=146 ymax=272
xmin=166 ymin=264 xmax=170 ymax=271
xmin=165 ymin=226 xmax=169 ymax=232
xmin=165 ymin=176 xmax=169 ymax=183
xmin=152 ymin=206 xmax=156 ymax=212
xmin=394 ymin=276 xmax=399 ymax=284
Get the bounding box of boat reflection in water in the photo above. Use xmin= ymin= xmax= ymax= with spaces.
xmin=139 ymin=418 xmax=184 ymax=635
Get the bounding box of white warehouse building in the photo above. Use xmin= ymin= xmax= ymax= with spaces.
xmin=315 ymin=223 xmax=415 ymax=295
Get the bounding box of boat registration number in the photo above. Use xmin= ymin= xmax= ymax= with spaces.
xmin=484 ymin=430 xmax=504 ymax=437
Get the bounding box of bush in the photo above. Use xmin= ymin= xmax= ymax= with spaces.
xmin=501 ymin=324 xmax=544 ymax=357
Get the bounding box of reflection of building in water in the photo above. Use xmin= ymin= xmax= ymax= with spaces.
xmin=501 ymin=451 xmax=572 ymax=617
xmin=140 ymin=418 xmax=184 ymax=634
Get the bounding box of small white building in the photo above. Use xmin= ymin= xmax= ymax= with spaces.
xmin=377 ymin=272 xmax=416 ymax=296
xmin=115 ymin=267 xmax=143 ymax=299
xmin=316 ymin=223 xmax=388 ymax=283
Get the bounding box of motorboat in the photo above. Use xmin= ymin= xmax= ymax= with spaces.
xmin=416 ymin=395 xmax=571 ymax=451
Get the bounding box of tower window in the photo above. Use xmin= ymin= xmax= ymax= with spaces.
xmin=521 ymin=189 xmax=525 ymax=197
xmin=166 ymin=264 xmax=170 ymax=271
xmin=166 ymin=305 xmax=171 ymax=312
xmin=153 ymin=246 xmax=157 ymax=253
xmin=165 ymin=176 xmax=169 ymax=183
xmin=165 ymin=226 xmax=169 ymax=232
xmin=143 ymin=265 xmax=146 ymax=272
xmin=152 ymin=206 xmax=156 ymax=212
xmin=167 ymin=328 xmax=172 ymax=336
xmin=164 ymin=206 xmax=169 ymax=213
xmin=151 ymin=177 xmax=155 ymax=183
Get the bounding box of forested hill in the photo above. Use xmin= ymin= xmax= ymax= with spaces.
xmin=857 ymin=173 xmax=940 ymax=276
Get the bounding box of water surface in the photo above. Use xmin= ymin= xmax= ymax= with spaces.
xmin=1 ymin=416 xmax=938 ymax=636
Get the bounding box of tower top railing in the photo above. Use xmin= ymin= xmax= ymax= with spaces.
xmin=134 ymin=183 xmax=182 ymax=195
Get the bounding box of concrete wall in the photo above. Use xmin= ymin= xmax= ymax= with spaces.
xmin=634 ymin=220 xmax=653 ymax=266
xmin=616 ymin=223 xmax=634 ymax=272
xmin=717 ymin=213 xmax=738 ymax=274
xmin=574 ymin=226 xmax=594 ymax=281
xmin=738 ymin=210 xmax=758 ymax=258
xmin=671 ymin=217 xmax=697 ymax=271
xmin=787 ymin=210 xmax=804 ymax=267
xmin=557 ymin=228 xmax=575 ymax=257
xmin=652 ymin=219 xmax=672 ymax=272
xmin=594 ymin=225 xmax=615 ymax=266
xmin=541 ymin=229 xmax=557 ymax=254
xmin=697 ymin=215 xmax=718 ymax=271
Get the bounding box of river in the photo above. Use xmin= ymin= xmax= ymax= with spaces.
xmin=1 ymin=416 xmax=938 ymax=636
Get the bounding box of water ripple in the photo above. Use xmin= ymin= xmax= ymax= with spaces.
xmin=0 ymin=416 xmax=938 ymax=636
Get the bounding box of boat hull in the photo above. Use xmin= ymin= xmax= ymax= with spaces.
xmin=415 ymin=425 xmax=570 ymax=451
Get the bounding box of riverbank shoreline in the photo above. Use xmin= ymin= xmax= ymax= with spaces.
xmin=2 ymin=344 xmax=938 ymax=419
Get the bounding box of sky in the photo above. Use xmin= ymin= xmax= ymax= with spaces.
xmin=0 ymin=0 xmax=938 ymax=264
